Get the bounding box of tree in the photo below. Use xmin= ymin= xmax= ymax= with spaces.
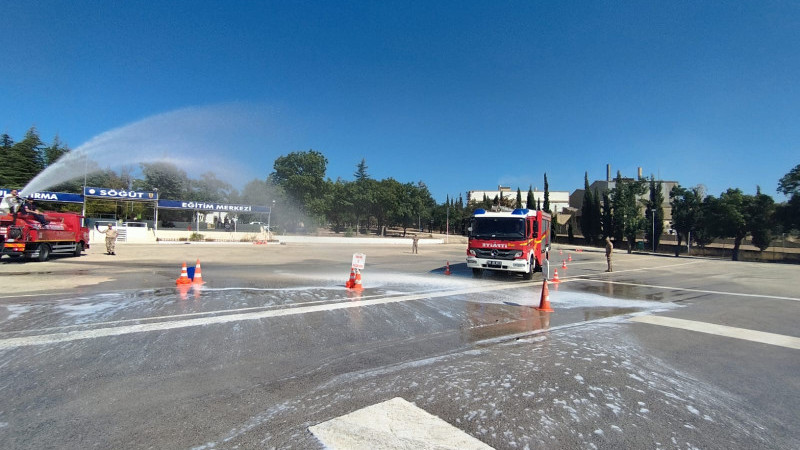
xmin=354 ymin=158 xmax=369 ymax=182
xmin=644 ymin=177 xmax=664 ymax=252
xmin=601 ymin=190 xmax=612 ymax=239
xmin=610 ymin=171 xmax=647 ymax=253
xmin=43 ymin=135 xmax=70 ymax=167
xmin=748 ymin=186 xmax=775 ymax=251
xmin=708 ymin=189 xmax=751 ymax=261
xmin=515 ymin=188 xmax=522 ymax=209
xmin=271 ymin=149 xmax=328 ymax=217
xmin=777 ymin=164 xmax=800 ymax=236
xmin=669 ymin=185 xmax=702 ymax=256
xmin=526 ymin=186 xmax=535 ymax=210
xmin=543 ymin=173 xmax=550 ymax=213
xmin=580 ymin=172 xmax=594 ymax=244
xmin=0 ymin=127 xmax=44 ymax=188
xmin=777 ymin=164 xmax=800 ymax=197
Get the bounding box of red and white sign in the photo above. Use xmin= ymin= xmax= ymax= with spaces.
xmin=351 ymin=253 xmax=366 ymax=270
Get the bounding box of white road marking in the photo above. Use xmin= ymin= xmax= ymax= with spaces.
xmin=309 ymin=397 xmax=493 ymax=449
xmin=630 ymin=316 xmax=800 ymax=350
xmin=579 ymin=278 xmax=800 ymax=302
xmin=0 ymin=281 xmax=531 ymax=350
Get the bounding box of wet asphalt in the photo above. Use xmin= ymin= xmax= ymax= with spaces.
xmin=0 ymin=242 xmax=798 ymax=449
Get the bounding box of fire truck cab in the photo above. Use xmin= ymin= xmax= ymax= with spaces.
xmin=466 ymin=208 xmax=551 ymax=279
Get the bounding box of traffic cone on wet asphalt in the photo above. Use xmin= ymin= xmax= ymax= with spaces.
xmin=444 ymin=261 xmax=451 ymax=275
xmin=177 ymin=283 xmax=192 ymax=300
xmin=568 ymin=254 xmax=572 ymax=262
xmin=345 ymin=267 xmax=356 ymax=288
xmin=176 ymin=262 xmax=192 ymax=285
xmin=536 ymin=279 xmax=554 ymax=312
xmin=193 ymin=259 xmax=205 ymax=285
xmin=562 ymin=260 xmax=567 ymax=269
xmin=551 ymin=269 xmax=561 ymax=283
xmin=351 ymin=269 xmax=364 ymax=291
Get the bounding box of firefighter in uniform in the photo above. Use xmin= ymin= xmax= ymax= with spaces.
xmin=411 ymin=234 xmax=419 ymax=254
xmin=97 ymin=223 xmax=119 ymax=255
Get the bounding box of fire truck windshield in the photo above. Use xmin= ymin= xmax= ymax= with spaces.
xmin=470 ymin=217 xmax=525 ymax=240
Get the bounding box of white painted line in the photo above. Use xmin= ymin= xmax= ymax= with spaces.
xmin=580 ymin=278 xmax=800 ymax=302
xmin=630 ymin=316 xmax=800 ymax=350
xmin=0 ymin=281 xmax=532 ymax=350
xmin=309 ymin=397 xmax=493 ymax=449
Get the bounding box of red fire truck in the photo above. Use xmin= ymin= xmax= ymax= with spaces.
xmin=466 ymin=208 xmax=551 ymax=279
xmin=0 ymin=202 xmax=89 ymax=262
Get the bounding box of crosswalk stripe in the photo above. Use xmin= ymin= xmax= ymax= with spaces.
xmin=630 ymin=315 xmax=800 ymax=350
xmin=309 ymin=397 xmax=493 ymax=449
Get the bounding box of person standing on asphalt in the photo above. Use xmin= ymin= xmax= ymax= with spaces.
xmin=605 ymin=237 xmax=614 ymax=272
xmin=411 ymin=234 xmax=419 ymax=254
xmin=97 ymin=223 xmax=119 ymax=255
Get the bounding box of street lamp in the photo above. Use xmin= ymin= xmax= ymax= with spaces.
xmin=267 ymin=200 xmax=275 ymax=238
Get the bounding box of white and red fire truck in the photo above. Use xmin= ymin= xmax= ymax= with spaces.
xmin=466 ymin=208 xmax=551 ymax=279
xmin=0 ymin=198 xmax=89 ymax=262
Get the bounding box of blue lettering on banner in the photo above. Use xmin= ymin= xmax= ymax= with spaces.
xmin=84 ymin=186 xmax=156 ymax=200
xmin=158 ymin=200 xmax=269 ymax=213
xmin=1 ymin=188 xmax=83 ymax=203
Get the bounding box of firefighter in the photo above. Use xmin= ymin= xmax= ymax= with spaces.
xmin=411 ymin=234 xmax=419 ymax=254
xmin=23 ymin=199 xmax=49 ymax=226
xmin=96 ymin=223 xmax=119 ymax=255
xmin=605 ymin=237 xmax=614 ymax=272
xmin=5 ymin=189 xmax=23 ymax=219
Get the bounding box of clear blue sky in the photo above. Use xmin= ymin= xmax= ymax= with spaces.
xmin=2 ymin=1 xmax=798 ymax=202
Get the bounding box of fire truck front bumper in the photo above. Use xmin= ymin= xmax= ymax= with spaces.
xmin=466 ymin=256 xmax=530 ymax=273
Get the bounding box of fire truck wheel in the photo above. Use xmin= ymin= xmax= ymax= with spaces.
xmin=36 ymin=243 xmax=51 ymax=262
xmin=73 ymin=242 xmax=84 ymax=257
xmin=523 ymin=260 xmax=534 ymax=280
xmin=472 ymin=268 xmax=483 ymax=278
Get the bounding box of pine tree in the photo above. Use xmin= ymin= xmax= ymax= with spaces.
xmin=526 ymin=185 xmax=535 ymax=209
xmin=543 ymin=173 xmax=551 ymax=213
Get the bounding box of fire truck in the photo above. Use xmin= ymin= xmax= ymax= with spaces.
xmin=0 ymin=197 xmax=89 ymax=262
xmin=466 ymin=208 xmax=551 ymax=279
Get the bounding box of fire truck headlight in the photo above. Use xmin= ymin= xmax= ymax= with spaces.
xmin=513 ymin=251 xmax=523 ymax=258
xmin=468 ymin=249 xmax=476 ymax=256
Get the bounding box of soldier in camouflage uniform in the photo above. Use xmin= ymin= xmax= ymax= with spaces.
xmin=97 ymin=223 xmax=119 ymax=255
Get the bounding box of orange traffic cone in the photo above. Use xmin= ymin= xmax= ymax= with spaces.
xmin=536 ymin=279 xmax=554 ymax=312
xmin=345 ymin=267 xmax=356 ymax=288
xmin=177 ymin=283 xmax=192 ymax=300
xmin=176 ymin=262 xmax=191 ymax=285
xmin=562 ymin=260 xmax=567 ymax=269
xmin=551 ymin=269 xmax=561 ymax=283
xmin=193 ymin=259 xmax=205 ymax=285
xmin=559 ymin=249 xmax=563 ymax=256
xmin=444 ymin=261 xmax=451 ymax=275
xmin=351 ymin=269 xmax=364 ymax=291
xmin=568 ymin=254 xmax=572 ymax=262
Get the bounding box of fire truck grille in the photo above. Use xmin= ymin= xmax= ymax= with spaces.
xmin=474 ymin=248 xmax=517 ymax=260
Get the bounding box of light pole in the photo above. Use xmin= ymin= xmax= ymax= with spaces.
xmin=267 ymin=200 xmax=275 ymax=238
xmin=446 ymin=200 xmax=450 ymax=244
xmin=651 ymin=208 xmax=656 ymax=253
xmin=153 ymin=188 xmax=159 ymax=234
